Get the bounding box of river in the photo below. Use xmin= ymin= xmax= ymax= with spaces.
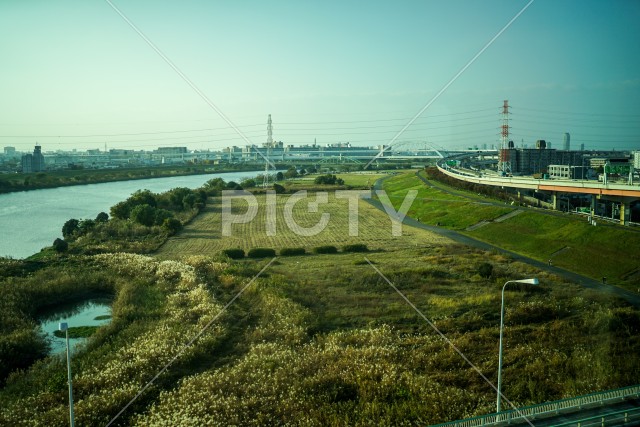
xmin=0 ymin=170 xmax=262 ymax=259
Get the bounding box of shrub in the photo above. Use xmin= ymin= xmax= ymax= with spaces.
xmin=247 ymin=248 xmax=276 ymax=258
xmin=478 ymin=262 xmax=493 ymax=278
xmin=314 ymin=174 xmax=345 ymax=185
xmin=130 ymin=204 xmax=157 ymax=227
xmin=52 ymin=238 xmax=68 ymax=253
xmin=223 ymin=248 xmax=245 ymax=259
xmin=313 ymin=245 xmax=338 ymax=254
xmin=273 ymin=183 xmax=286 ymax=194
xmin=62 ymin=218 xmax=79 ymax=239
xmin=153 ymin=208 xmax=174 ymax=226
xmin=162 ymin=218 xmax=182 ymax=235
xmin=280 ymin=247 xmax=306 ymax=256
xmin=95 ymin=212 xmax=109 ymax=222
xmin=240 ymin=178 xmax=257 ymax=188
xmin=343 ymin=244 xmax=369 ymax=253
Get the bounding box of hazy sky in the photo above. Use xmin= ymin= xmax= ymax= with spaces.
xmin=1 ymin=0 xmax=639 ymax=153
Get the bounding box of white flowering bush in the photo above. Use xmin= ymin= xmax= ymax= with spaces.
xmin=136 ymin=324 xmax=480 ymax=426
xmin=0 ymin=254 xmax=227 ymax=426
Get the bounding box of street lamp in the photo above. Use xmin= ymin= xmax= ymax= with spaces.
xmin=59 ymin=322 xmax=75 ymax=427
xmin=496 ymin=278 xmax=539 ymax=413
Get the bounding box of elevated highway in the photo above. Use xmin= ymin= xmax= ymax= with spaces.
xmin=437 ymin=163 xmax=640 ymax=225
xmin=431 ymin=384 xmax=640 ymax=427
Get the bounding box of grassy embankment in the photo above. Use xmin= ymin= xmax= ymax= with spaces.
xmin=382 ymin=170 xmax=640 ymax=292
xmin=1 ymin=173 xmax=638 ymax=425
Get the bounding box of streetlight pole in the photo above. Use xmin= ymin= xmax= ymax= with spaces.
xmin=59 ymin=322 xmax=75 ymax=427
xmin=497 ymin=278 xmax=539 ymax=413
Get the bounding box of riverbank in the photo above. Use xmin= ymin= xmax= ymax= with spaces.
xmin=0 ymin=164 xmax=264 ymax=194
xmin=0 ymin=170 xmax=266 ymax=259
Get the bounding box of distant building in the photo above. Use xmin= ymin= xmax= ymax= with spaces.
xmin=502 ymin=146 xmax=585 ymax=175
xmin=548 ymin=164 xmax=586 ymax=179
xmin=3 ymin=146 xmax=16 ymax=156
xmin=563 ymin=133 xmax=570 ymax=151
xmin=21 ymin=144 xmax=45 ymax=173
xmin=156 ymin=147 xmax=188 ymax=154
xmin=21 ymin=154 xmax=33 ymax=173
xmin=634 ymin=151 xmax=640 ymax=169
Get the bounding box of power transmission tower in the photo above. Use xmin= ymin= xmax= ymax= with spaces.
xmin=263 ymin=114 xmax=273 ymax=187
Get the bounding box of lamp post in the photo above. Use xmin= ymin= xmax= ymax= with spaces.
xmin=497 ymin=278 xmax=539 ymax=413
xmin=59 ymin=322 xmax=75 ymax=427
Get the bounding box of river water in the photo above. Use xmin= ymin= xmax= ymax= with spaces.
xmin=0 ymin=170 xmax=262 ymax=259
xmin=39 ymin=298 xmax=112 ymax=354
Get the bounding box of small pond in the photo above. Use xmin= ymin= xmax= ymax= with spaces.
xmin=39 ymin=297 xmax=112 ymax=355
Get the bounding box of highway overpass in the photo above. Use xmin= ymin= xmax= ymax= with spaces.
xmin=437 ymin=163 xmax=640 ymax=225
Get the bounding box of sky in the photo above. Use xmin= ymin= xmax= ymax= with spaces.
xmin=1 ymin=0 xmax=639 ymax=153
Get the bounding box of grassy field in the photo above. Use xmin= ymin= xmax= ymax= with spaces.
xmin=279 ymin=172 xmax=389 ymax=190
xmin=381 ymin=172 xmax=514 ymax=229
xmin=382 ymin=171 xmax=640 ymax=292
xmin=155 ymin=191 xmax=450 ymax=258
xmin=2 ymin=172 xmax=639 ymax=425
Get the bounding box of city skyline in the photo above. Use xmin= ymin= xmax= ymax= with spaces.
xmin=1 ymin=1 xmax=639 ymax=153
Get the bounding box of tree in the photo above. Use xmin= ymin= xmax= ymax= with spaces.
xmin=168 ymin=187 xmax=192 ymax=209
xmin=95 ymin=212 xmax=109 ymax=223
xmin=275 ymin=171 xmax=285 ymax=181
xmin=52 ymin=238 xmax=68 ymax=253
xmin=153 ymin=209 xmax=174 ymax=226
xmin=240 ymin=178 xmax=257 ymax=188
xmin=313 ymin=174 xmax=344 ymax=185
xmin=62 ymin=219 xmax=80 ymax=239
xmin=78 ymin=219 xmax=96 ymax=235
xmin=182 ymin=193 xmax=197 ymax=210
xmin=162 ymin=218 xmax=182 ymax=235
xmin=130 ymin=189 xmax=157 ymax=208
xmin=226 ymin=181 xmax=242 ymax=190
xmin=130 ymin=204 xmax=157 ymax=227
xmin=284 ymin=167 xmax=299 ymax=179
xmin=205 ymin=177 xmax=226 ymax=189
xmin=110 ymin=201 xmax=131 ymax=220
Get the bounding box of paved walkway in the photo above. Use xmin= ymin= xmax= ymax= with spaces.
xmin=369 ymin=176 xmax=640 ymax=308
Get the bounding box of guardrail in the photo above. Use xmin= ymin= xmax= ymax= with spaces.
xmin=430 ymin=384 xmax=640 ymax=427
xmin=555 ymin=406 xmax=640 ymax=427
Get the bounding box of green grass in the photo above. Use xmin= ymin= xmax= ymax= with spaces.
xmin=470 ymin=212 xmax=640 ymax=290
xmin=280 ymin=172 xmax=388 ymax=189
xmin=53 ymin=326 xmax=100 ymax=339
xmin=383 ymin=170 xmax=640 ymax=292
xmin=382 ymin=172 xmax=513 ymax=229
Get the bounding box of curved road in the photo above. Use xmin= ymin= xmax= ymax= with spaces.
xmin=368 ymin=175 xmax=640 ymax=308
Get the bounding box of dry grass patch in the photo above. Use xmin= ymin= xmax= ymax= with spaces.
xmin=155 ymin=193 xmax=450 ymax=259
